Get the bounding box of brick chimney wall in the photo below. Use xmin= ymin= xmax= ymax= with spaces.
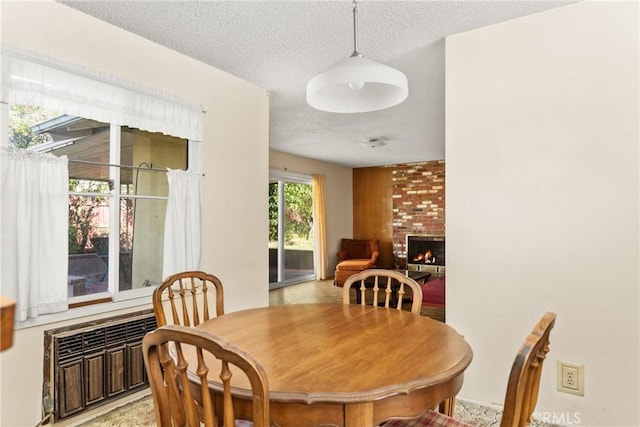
xmin=392 ymin=160 xmax=445 ymax=266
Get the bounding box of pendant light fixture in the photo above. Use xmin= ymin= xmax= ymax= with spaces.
xmin=306 ymin=0 xmax=408 ymax=113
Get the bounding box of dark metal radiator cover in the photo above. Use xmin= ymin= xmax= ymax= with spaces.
xmin=43 ymin=310 xmax=156 ymax=421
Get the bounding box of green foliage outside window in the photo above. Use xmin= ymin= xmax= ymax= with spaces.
xmin=268 ymin=181 xmax=313 ymax=247
xmin=8 ymin=105 xmax=56 ymax=148
xmin=268 ymin=183 xmax=278 ymax=242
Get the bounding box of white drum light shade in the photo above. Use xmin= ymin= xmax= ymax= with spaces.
xmin=306 ymin=55 xmax=408 ymax=113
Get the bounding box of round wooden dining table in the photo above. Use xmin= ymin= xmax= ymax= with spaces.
xmin=188 ymin=303 xmax=473 ymax=427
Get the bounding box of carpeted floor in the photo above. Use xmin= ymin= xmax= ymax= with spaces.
xmin=77 ymin=395 xmax=154 ymax=427
xmin=78 ymin=395 xmax=510 ymax=426
xmin=79 ymin=394 xmax=560 ymax=426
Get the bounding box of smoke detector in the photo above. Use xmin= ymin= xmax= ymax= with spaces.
xmin=359 ymin=138 xmax=386 ymax=148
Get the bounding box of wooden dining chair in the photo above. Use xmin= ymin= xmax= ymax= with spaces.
xmin=381 ymin=311 xmax=556 ymax=427
xmin=343 ymin=269 xmax=423 ymax=314
xmin=153 ymin=271 xmax=224 ymax=327
xmin=142 ymin=324 xmax=271 ymax=427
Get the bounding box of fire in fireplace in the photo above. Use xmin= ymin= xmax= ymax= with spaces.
xmin=406 ymin=235 xmax=445 ymax=267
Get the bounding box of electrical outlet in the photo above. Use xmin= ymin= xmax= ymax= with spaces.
xmin=562 ymin=365 xmax=579 ymax=389
xmin=557 ymin=361 xmax=584 ymax=396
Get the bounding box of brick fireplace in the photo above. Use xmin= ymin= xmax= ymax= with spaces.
xmin=391 ymin=161 xmax=445 ymax=267
xmin=352 ymin=160 xmax=445 ymax=270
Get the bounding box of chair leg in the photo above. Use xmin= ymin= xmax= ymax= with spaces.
xmin=439 ymin=397 xmax=455 ymax=417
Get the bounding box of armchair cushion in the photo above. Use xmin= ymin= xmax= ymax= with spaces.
xmin=335 ymin=259 xmax=377 ymax=271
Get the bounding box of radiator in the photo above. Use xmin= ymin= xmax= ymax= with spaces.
xmin=43 ymin=310 xmax=157 ymax=422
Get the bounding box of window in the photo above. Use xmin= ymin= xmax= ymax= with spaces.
xmin=1 ymin=44 xmax=203 ymax=319
xmin=269 ymin=171 xmax=315 ymax=289
xmin=8 ymin=104 xmax=188 ymax=303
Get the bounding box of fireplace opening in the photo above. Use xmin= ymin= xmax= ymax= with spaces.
xmin=406 ymin=235 xmax=445 ymax=267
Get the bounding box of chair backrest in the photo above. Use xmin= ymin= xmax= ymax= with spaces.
xmin=143 ymin=324 xmax=270 ymax=427
xmin=153 ymin=271 xmax=224 ymax=327
xmin=343 ymin=269 xmax=423 ymax=314
xmin=500 ymin=312 xmax=556 ymax=427
xmin=339 ymin=238 xmax=379 ymax=260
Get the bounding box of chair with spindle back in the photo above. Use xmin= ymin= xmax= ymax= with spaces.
xmin=381 ymin=312 xmax=557 ymax=427
xmin=343 ymin=269 xmax=423 ymax=314
xmin=142 ymin=324 xmax=270 ymax=427
xmin=153 ymin=271 xmax=224 ymax=327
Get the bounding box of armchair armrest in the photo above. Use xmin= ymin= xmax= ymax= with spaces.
xmin=370 ymin=251 xmax=380 ymax=263
xmin=337 ymin=251 xmax=348 ymax=261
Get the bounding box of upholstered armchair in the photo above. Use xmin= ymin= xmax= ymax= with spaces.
xmin=333 ymin=238 xmax=379 ymax=287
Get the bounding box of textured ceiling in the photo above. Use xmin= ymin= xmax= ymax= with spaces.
xmin=62 ymin=0 xmax=576 ymax=168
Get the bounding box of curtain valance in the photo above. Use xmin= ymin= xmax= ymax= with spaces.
xmin=1 ymin=43 xmax=204 ymax=141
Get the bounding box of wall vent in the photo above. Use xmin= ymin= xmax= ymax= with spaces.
xmin=43 ymin=310 xmax=156 ymax=422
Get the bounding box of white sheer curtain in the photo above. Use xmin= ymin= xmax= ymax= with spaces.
xmin=0 ymin=148 xmax=69 ymax=321
xmin=162 ymin=169 xmax=203 ymax=279
xmin=312 ymin=174 xmax=328 ymax=280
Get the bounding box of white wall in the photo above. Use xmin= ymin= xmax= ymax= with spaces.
xmin=269 ymin=150 xmax=353 ymax=275
xmin=0 ymin=1 xmax=269 ymax=425
xmin=446 ymin=2 xmax=638 ymax=426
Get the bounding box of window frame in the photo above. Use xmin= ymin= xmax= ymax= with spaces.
xmin=2 ymin=102 xmax=202 ymax=313
xmin=1 ymin=44 xmax=204 ymax=324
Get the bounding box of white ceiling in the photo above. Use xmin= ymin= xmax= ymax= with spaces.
xmin=61 ymin=0 xmax=576 ymax=168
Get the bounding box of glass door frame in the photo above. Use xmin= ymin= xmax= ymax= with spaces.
xmin=269 ymin=169 xmax=315 ymax=290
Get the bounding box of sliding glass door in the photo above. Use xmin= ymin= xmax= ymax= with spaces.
xmin=269 ymin=171 xmax=315 ymax=289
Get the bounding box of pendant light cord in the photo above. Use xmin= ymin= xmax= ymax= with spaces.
xmin=351 ymin=0 xmax=361 ymax=58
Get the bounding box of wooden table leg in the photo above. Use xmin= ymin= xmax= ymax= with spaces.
xmin=345 ymin=402 xmax=373 ymax=426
